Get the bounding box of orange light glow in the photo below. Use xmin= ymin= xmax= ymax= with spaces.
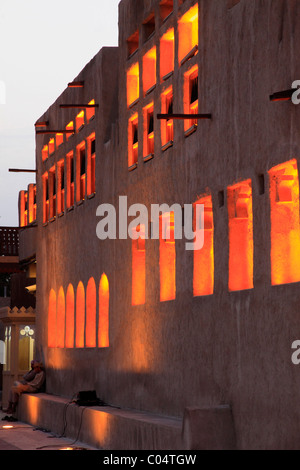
xmin=128 ymin=113 xmax=138 ymax=167
xmin=76 ymin=282 xmax=85 ymax=348
xmin=86 ymin=277 xmax=96 ymax=348
xmin=42 ymin=145 xmax=48 ymax=161
xmin=193 ymin=195 xmax=214 ymax=296
xmin=143 ymin=47 xmax=156 ymax=95
xmin=66 ymin=121 xmax=74 ymax=141
xmin=183 ymin=64 xmax=198 ymax=132
xmin=19 ymin=190 xmax=27 ymax=227
xmin=76 ymin=142 xmax=86 ymax=202
xmin=42 ymin=172 xmax=49 ymax=224
xmin=28 ymin=184 xmax=36 ymax=224
xmin=56 ymin=133 xmax=64 ymax=148
xmin=57 ymin=160 xmax=65 ymax=214
xmin=227 ymin=179 xmax=254 ymax=292
xmin=269 ymin=159 xmax=300 ymax=285
xmin=98 ymin=274 xmax=109 ymax=348
xmin=160 ymin=212 xmax=176 ymax=302
xmin=66 ymin=151 xmax=74 ymax=208
xmin=48 ymin=289 xmax=57 ymax=348
xmin=76 ymin=110 xmax=85 ymax=132
xmin=161 ymin=87 xmax=173 ymax=147
xmin=132 ymin=225 xmax=146 ymax=306
xmin=49 ymin=138 xmax=55 ymax=155
xmin=127 ymin=62 xmax=139 ymax=107
xmin=86 ymin=99 xmax=95 ymax=122
xmin=87 ymin=133 xmax=96 ymax=196
xmin=160 ymin=29 xmax=174 ymax=80
xmin=178 ymin=4 xmax=198 ymax=65
xmin=143 ymin=102 xmax=154 ymax=158
xmin=57 ymin=287 xmax=65 ymax=348
xmin=49 ymin=166 xmax=56 ymax=219
xmin=65 ymin=284 xmax=75 ymax=348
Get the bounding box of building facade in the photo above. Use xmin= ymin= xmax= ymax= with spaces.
xmin=16 ymin=0 xmax=300 ymax=449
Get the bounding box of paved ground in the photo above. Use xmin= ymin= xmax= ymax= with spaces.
xmin=0 ymin=408 xmax=97 ymax=451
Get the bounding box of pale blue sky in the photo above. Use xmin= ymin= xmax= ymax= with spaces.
xmin=0 ymin=0 xmax=120 ymax=226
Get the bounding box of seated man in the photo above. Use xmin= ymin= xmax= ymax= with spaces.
xmin=4 ymin=362 xmax=45 ymax=414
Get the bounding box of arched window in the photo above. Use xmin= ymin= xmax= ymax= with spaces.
xmin=65 ymin=284 xmax=75 ymax=348
xmin=57 ymin=287 xmax=65 ymax=348
xmin=86 ymin=278 xmax=96 ymax=348
xmin=98 ymin=274 xmax=109 ymax=348
xmin=76 ymin=282 xmax=85 ymax=348
xmin=48 ymin=289 xmax=57 ymax=348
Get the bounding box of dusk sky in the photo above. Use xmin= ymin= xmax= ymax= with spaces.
xmin=0 ymin=0 xmax=120 ymax=226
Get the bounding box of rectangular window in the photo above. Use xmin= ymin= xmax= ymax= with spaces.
xmin=56 ymin=133 xmax=64 ymax=148
xmin=49 ymin=138 xmax=55 ymax=155
xmin=66 ymin=121 xmax=74 ymax=141
xmin=269 ymin=159 xmax=300 ymax=285
xmin=86 ymin=99 xmax=95 ymax=122
xmin=57 ymin=160 xmax=65 ymax=214
xmin=49 ymin=166 xmax=56 ymax=219
xmin=159 ymin=0 xmax=173 ymax=22
xmin=127 ymin=30 xmax=139 ymax=58
xmin=143 ymin=13 xmax=155 ymax=42
xmin=227 ymin=180 xmax=254 ymax=292
xmin=128 ymin=113 xmax=139 ymax=168
xmin=42 ymin=145 xmax=48 ymax=161
xmin=178 ymin=4 xmax=198 ymax=65
xmin=87 ymin=133 xmax=96 ymax=195
xmin=43 ymin=172 xmax=49 ymax=224
xmin=127 ymin=62 xmax=139 ymax=107
xmin=184 ymin=65 xmax=198 ymax=133
xmin=143 ymin=47 xmax=156 ymax=95
xmin=132 ymin=224 xmax=146 ymax=306
xmin=28 ymin=184 xmax=36 ymax=224
xmin=76 ymin=110 xmax=85 ymax=132
xmin=76 ymin=142 xmax=86 ymax=202
xmin=161 ymin=87 xmax=173 ymax=149
xmin=160 ymin=212 xmax=176 ymax=302
xmin=160 ymin=28 xmax=174 ymax=81
xmin=66 ymin=151 xmax=75 ymax=208
xmin=19 ymin=190 xmax=27 ymax=227
xmin=143 ymin=103 xmax=154 ymax=160
xmin=193 ymin=195 xmax=214 ymax=296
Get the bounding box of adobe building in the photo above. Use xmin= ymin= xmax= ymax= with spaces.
xmin=8 ymin=0 xmax=300 ymax=450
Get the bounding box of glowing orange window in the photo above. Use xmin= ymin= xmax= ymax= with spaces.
xmin=87 ymin=133 xmax=96 ymax=196
xmin=42 ymin=145 xmax=48 ymax=161
xmin=49 ymin=138 xmax=55 ymax=155
xmin=227 ymin=180 xmax=254 ymax=292
xmin=66 ymin=151 xmax=75 ymax=208
xmin=128 ymin=113 xmax=139 ymax=168
xmin=57 ymin=160 xmax=65 ymax=214
xmin=76 ymin=282 xmax=85 ymax=348
xmin=161 ymin=87 xmax=173 ymax=148
xmin=127 ymin=62 xmax=139 ymax=107
xmin=42 ymin=172 xmax=49 ymax=224
xmin=57 ymin=287 xmax=65 ymax=348
xmin=143 ymin=103 xmax=154 ymax=159
xmin=49 ymin=166 xmax=56 ymax=219
xmin=132 ymin=225 xmax=146 ymax=306
xmin=56 ymin=133 xmax=64 ymax=148
xmin=66 ymin=121 xmax=74 ymax=141
xmin=19 ymin=191 xmax=26 ymax=227
xmin=269 ymin=159 xmax=300 ymax=286
xmin=48 ymin=289 xmax=56 ymax=348
xmin=65 ymin=284 xmax=75 ymax=348
xmin=98 ymin=274 xmax=109 ymax=348
xmin=143 ymin=47 xmax=156 ymax=96
xmin=86 ymin=278 xmax=96 ymax=348
xmin=86 ymin=99 xmax=95 ymax=122
xmin=160 ymin=212 xmax=176 ymax=302
xmin=193 ymin=195 xmax=214 ymax=296
xmin=76 ymin=110 xmax=85 ymax=132
xmin=76 ymin=142 xmax=86 ymax=202
xmin=178 ymin=3 xmax=198 ymax=66
xmin=160 ymin=29 xmax=174 ymax=81
xmin=28 ymin=184 xmax=36 ymax=224
xmin=184 ymin=65 xmax=198 ymax=132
